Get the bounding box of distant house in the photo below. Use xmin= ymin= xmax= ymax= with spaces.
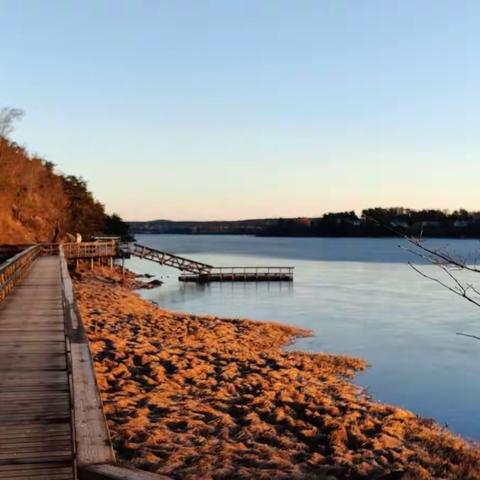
xmin=390 ymin=219 xmax=409 ymax=229
xmin=413 ymin=221 xmax=442 ymax=229
xmin=326 ymin=212 xmax=361 ymax=227
xmin=453 ymin=220 xmax=470 ymax=228
xmin=346 ymin=218 xmax=362 ymax=226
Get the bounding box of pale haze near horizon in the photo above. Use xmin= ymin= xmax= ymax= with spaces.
xmin=2 ymin=1 xmax=479 ymax=221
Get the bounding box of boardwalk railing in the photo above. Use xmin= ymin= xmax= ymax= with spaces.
xmin=1 ymin=241 xmax=118 ymax=260
xmin=60 ymin=246 xmax=115 ymax=469
xmin=59 ymin=246 xmax=169 ymax=480
xmin=0 ymin=245 xmax=42 ymax=303
xmin=41 ymin=243 xmax=60 ymax=256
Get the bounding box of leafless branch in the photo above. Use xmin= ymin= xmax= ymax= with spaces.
xmin=456 ymin=332 xmax=480 ymax=341
xmin=368 ymin=217 xmax=480 ymax=340
xmin=368 ymin=217 xmax=480 ymax=273
xmin=0 ymin=106 xmax=24 ymax=139
xmin=408 ymin=263 xmax=480 ymax=308
xmin=0 ymin=106 xmax=24 ymax=160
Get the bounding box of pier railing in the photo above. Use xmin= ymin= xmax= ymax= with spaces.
xmin=61 ymin=240 xmax=118 ymax=259
xmin=212 ymin=266 xmax=294 ymax=274
xmin=123 ymin=242 xmax=213 ymax=274
xmin=179 ymin=266 xmax=294 ymax=282
xmin=41 ymin=243 xmax=60 ymax=256
xmin=0 ymin=245 xmax=42 ymax=303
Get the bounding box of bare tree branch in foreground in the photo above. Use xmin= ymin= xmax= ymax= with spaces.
xmin=368 ymin=217 xmax=480 ymax=339
xmin=456 ymin=332 xmax=480 ymax=341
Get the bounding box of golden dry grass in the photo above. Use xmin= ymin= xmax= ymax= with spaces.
xmin=75 ymin=267 xmax=480 ymax=480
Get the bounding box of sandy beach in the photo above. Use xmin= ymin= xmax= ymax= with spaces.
xmin=74 ymin=266 xmax=480 ymax=480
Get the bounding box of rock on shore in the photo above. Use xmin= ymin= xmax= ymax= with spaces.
xmin=74 ymin=267 xmax=480 ymax=480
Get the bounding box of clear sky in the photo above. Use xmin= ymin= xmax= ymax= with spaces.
xmin=2 ymin=1 xmax=479 ymax=220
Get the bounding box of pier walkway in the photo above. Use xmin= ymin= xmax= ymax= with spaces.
xmin=0 ymin=257 xmax=74 ymax=479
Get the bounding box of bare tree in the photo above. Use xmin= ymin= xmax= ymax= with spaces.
xmin=369 ymin=217 xmax=480 ymax=339
xmin=0 ymin=107 xmax=24 ymax=138
xmin=0 ymin=107 xmax=24 ymax=159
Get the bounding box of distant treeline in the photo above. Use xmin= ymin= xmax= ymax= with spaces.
xmin=0 ymin=137 xmax=130 ymax=243
xmin=129 ymin=219 xmax=279 ymax=235
xmin=131 ymin=208 xmax=480 ymax=238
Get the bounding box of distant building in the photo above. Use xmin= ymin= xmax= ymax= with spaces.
xmin=390 ymin=219 xmax=409 ymax=229
xmin=453 ymin=220 xmax=470 ymax=228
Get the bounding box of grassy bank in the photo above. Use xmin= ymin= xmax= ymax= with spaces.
xmin=74 ymin=266 xmax=480 ymax=480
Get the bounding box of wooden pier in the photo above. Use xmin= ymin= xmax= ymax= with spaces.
xmin=120 ymin=242 xmax=294 ymax=282
xmin=179 ymin=266 xmax=294 ymax=283
xmin=0 ymin=245 xmax=171 ymax=480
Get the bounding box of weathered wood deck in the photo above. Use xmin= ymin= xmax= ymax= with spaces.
xmin=0 ymin=256 xmax=74 ymax=479
xmin=0 ymin=247 xmax=169 ymax=480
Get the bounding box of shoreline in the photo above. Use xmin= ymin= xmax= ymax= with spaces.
xmin=74 ymin=266 xmax=480 ymax=479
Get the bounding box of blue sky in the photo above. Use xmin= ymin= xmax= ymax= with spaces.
xmin=2 ymin=1 xmax=479 ymax=220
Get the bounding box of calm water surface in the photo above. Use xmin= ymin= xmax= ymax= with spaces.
xmin=126 ymin=234 xmax=480 ymax=439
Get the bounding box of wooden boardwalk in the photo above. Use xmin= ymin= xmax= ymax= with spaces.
xmin=0 ymin=257 xmax=74 ymax=479
xmin=0 ymin=240 xmax=292 ymax=478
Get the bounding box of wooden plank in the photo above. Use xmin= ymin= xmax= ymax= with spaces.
xmin=0 ymin=371 xmax=68 ymax=386
xmin=0 ymin=332 xmax=65 ymax=341
xmin=0 ymin=451 xmax=72 ymax=463
xmin=0 ymin=328 xmax=64 ymax=334
xmin=0 ymin=345 xmax=67 ymax=354
xmin=0 ymin=435 xmax=71 ymax=445
xmin=0 ymin=474 xmax=72 ymax=480
xmin=0 ymin=397 xmax=69 ymax=406
xmin=0 ymin=355 xmax=67 ymax=370
xmin=0 ymin=406 xmax=71 ymax=416
xmin=0 ymin=462 xmax=73 ymax=479
xmin=0 ymin=443 xmax=72 ymax=454
xmin=0 ymin=427 xmax=70 ymax=440
xmin=0 ymin=463 xmax=71 ymax=472
xmin=0 ymin=391 xmax=70 ymax=399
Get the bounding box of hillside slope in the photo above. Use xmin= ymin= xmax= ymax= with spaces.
xmin=0 ymin=138 xmax=127 ymax=244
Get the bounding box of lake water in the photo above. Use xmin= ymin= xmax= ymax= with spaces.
xmin=125 ymin=234 xmax=480 ymax=440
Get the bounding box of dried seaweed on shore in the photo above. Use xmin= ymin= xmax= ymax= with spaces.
xmin=75 ymin=267 xmax=480 ymax=480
